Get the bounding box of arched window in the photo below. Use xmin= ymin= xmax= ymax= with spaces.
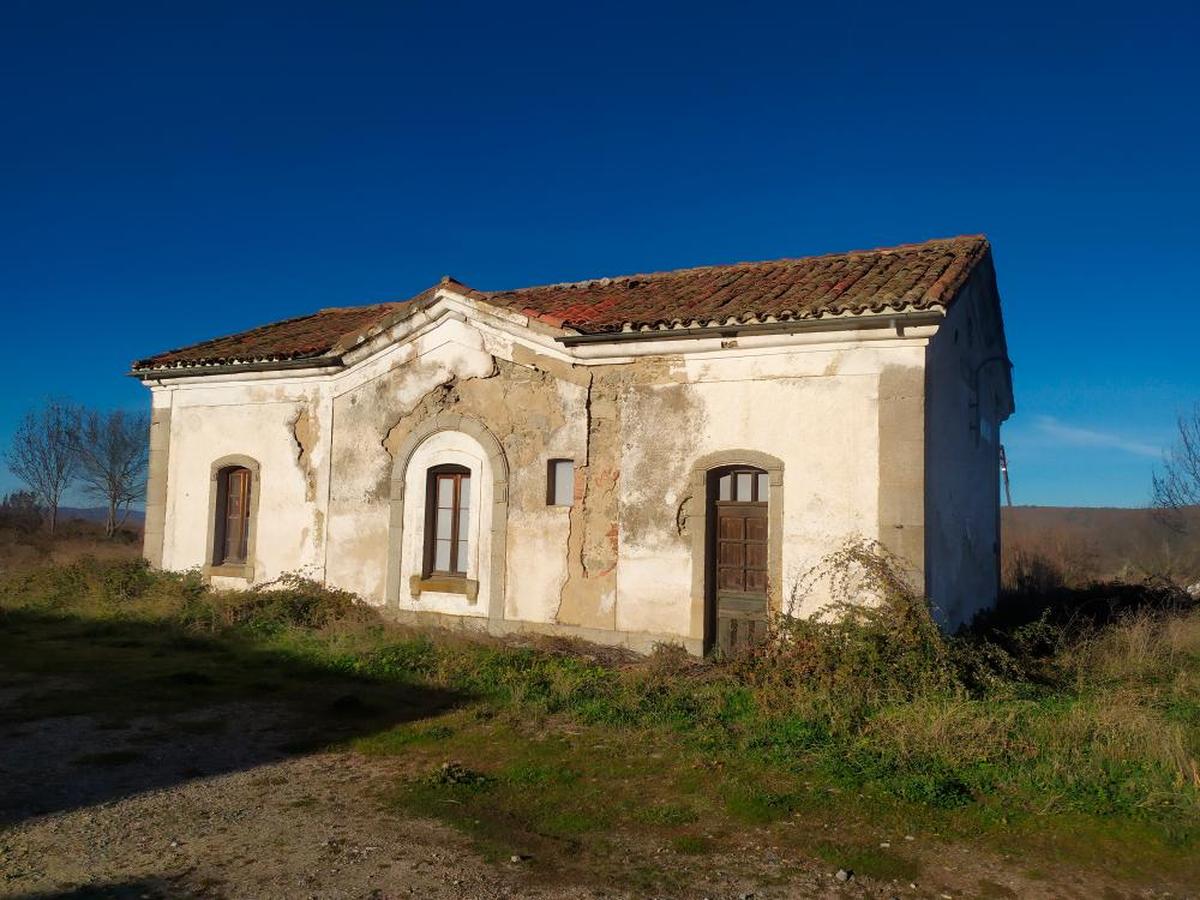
xmin=213 ymin=466 xmax=252 ymax=566
xmin=424 ymin=464 xmax=470 ymax=577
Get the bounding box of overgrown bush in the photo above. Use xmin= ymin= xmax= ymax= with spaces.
xmin=0 ymin=556 xmax=371 ymax=634
xmin=749 ymin=541 xmax=961 ymax=714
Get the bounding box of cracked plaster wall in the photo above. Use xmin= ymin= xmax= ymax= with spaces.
xmin=150 ymin=311 xmax=963 ymax=647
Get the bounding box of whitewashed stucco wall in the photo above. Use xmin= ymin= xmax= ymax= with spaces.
xmin=143 ymin=290 xmax=1001 ymax=653
xmin=613 ymin=341 xmax=926 ymax=641
xmin=156 ymin=378 xmax=333 ymax=588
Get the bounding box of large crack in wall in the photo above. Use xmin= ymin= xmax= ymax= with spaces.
xmin=289 ymin=401 xmax=324 ymax=569
xmin=290 ymin=405 xmax=319 ymax=502
xmin=556 ymin=370 xmax=621 ymax=629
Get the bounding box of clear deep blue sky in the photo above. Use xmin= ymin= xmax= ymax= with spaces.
xmin=3 ymin=1 xmax=1198 ymax=507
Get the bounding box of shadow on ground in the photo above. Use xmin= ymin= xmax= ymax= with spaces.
xmin=12 ymin=877 xmax=211 ymax=899
xmin=0 ymin=610 xmax=463 ymax=826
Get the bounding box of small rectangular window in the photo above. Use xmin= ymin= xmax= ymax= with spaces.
xmin=736 ymin=472 xmax=753 ymax=501
xmin=547 ymin=459 xmax=574 ymax=506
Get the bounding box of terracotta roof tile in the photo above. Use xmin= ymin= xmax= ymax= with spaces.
xmin=132 ymin=236 xmax=990 ymax=371
xmin=132 ymin=302 xmax=404 ymax=370
xmin=485 ymin=235 xmax=988 ymax=334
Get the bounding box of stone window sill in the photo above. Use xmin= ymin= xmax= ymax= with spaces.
xmin=411 ymin=575 xmax=479 ymax=604
xmin=205 ymin=562 xmax=254 ymax=580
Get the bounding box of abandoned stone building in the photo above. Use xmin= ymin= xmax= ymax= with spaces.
xmin=132 ymin=235 xmax=1014 ymax=654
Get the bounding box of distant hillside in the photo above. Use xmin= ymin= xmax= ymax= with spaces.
xmin=1002 ymin=505 xmax=1200 ymax=583
xmin=59 ymin=507 xmax=145 ymax=528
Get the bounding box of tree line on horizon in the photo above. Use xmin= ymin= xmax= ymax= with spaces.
xmin=4 ymin=399 xmax=149 ymax=538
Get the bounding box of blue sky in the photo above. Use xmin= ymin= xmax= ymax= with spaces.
xmin=2 ymin=1 xmax=1197 ymax=507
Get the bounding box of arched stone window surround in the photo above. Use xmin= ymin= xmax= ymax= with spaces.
xmin=385 ymin=413 xmax=509 ymax=623
xmin=203 ymin=453 xmax=262 ymax=581
xmin=685 ymin=449 xmax=784 ymax=645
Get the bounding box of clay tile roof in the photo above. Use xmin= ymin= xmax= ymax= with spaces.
xmin=484 ymin=235 xmax=990 ymax=333
xmin=131 ymin=302 xmax=405 ymax=371
xmin=131 ymin=236 xmax=990 ymax=371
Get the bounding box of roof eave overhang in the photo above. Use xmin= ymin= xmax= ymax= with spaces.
xmin=554 ymin=308 xmax=945 ymax=346
xmin=128 ymin=354 xmax=343 ymax=381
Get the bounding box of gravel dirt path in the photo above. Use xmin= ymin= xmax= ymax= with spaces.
xmin=0 ymin=693 xmax=869 ymax=900
xmin=3 ymin=729 xmax=1186 ymax=900
xmin=0 ymin=734 xmax=884 ymax=900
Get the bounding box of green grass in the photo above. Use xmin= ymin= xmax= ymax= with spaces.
xmin=2 ymin=554 xmax=1199 ymax=890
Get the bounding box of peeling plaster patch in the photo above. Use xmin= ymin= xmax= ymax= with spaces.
xmin=288 ymin=401 xmax=327 ymax=567
xmin=598 ymin=587 xmax=615 ymax=616
xmin=382 ymin=378 xmax=461 ymax=462
xmin=377 ymin=355 xmax=583 ymax=623
xmin=380 ymin=359 xmax=560 ymax=478
xmin=556 ymin=370 xmax=621 ymax=630
xmin=675 ymin=493 xmax=692 ymax=537
xmin=290 ymin=405 xmax=319 ymax=502
xmin=511 ymin=343 xmax=590 ymax=387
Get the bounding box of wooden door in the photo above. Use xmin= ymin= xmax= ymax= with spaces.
xmin=713 ymin=468 xmax=769 ymax=654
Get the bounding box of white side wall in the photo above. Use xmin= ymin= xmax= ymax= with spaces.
xmin=924 ymin=268 xmax=1012 ymax=628
xmin=156 ymin=379 xmax=333 ymax=587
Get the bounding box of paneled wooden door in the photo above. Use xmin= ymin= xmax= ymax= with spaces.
xmin=712 ymin=467 xmax=769 ymax=654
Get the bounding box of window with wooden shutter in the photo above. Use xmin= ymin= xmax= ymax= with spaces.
xmin=213 ymin=466 xmax=252 ymax=566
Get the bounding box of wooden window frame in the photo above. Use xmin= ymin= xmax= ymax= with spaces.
xmin=423 ymin=464 xmax=471 ymax=578
xmin=203 ymin=454 xmax=260 ymax=581
xmin=716 ymin=467 xmax=769 ymax=503
xmin=213 ymin=466 xmax=252 ymax=566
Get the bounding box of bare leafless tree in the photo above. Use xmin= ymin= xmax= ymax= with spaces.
xmin=5 ymin=400 xmax=80 ymax=534
xmin=70 ymin=409 xmax=150 ymax=538
xmin=1152 ymin=404 xmax=1200 ymax=533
